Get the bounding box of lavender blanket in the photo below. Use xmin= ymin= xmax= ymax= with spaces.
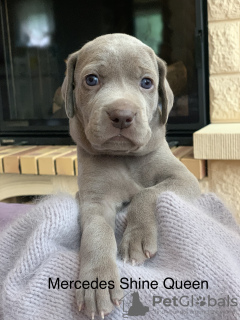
xmin=0 ymin=192 xmax=240 ymax=320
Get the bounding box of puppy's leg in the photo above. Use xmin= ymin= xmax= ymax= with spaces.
xmin=119 ymin=189 xmax=158 ymax=265
xmin=76 ymin=201 xmax=123 ymax=318
xmin=120 ymin=174 xmax=200 ymax=264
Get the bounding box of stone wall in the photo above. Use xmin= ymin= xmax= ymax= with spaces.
xmin=206 ymin=0 xmax=240 ymax=221
xmin=208 ymin=0 xmax=240 ymax=123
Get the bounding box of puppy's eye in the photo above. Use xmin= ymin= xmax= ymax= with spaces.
xmin=85 ymin=74 xmax=99 ymax=86
xmin=140 ymin=78 xmax=153 ymax=89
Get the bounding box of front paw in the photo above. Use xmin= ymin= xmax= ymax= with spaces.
xmin=119 ymin=223 xmax=157 ymax=265
xmin=76 ymin=260 xmax=123 ymax=319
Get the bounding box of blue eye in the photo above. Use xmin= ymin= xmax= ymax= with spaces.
xmin=141 ymin=78 xmax=153 ymax=89
xmin=86 ymin=74 xmax=99 ymax=86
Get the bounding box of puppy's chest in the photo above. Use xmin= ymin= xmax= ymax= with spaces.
xmin=114 ymin=165 xmax=159 ymax=210
xmin=125 ymin=158 xmax=160 ymax=188
xmin=78 ymin=154 xmax=160 ymax=201
xmin=131 ymin=171 xmax=158 ymax=189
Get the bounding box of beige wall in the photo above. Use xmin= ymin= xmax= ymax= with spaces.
xmin=204 ymin=1 xmax=240 ymax=221
xmin=208 ymin=0 xmax=240 ymax=123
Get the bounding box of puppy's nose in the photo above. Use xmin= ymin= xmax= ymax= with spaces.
xmin=108 ymin=109 xmax=135 ymax=129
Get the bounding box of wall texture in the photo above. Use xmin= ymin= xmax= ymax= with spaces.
xmin=208 ymin=0 xmax=240 ymax=122
xmin=207 ymin=0 xmax=240 ymax=221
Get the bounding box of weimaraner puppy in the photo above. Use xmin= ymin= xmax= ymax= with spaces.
xmin=61 ymin=33 xmax=200 ymax=319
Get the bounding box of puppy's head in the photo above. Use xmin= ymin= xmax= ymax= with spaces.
xmin=62 ymin=34 xmax=173 ymax=155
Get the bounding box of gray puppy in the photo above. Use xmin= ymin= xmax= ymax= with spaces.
xmin=62 ymin=33 xmax=200 ymax=319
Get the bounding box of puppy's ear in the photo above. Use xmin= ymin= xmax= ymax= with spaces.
xmin=61 ymin=51 xmax=79 ymax=118
xmin=156 ymin=57 xmax=174 ymax=125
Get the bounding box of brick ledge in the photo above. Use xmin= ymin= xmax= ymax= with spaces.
xmin=193 ymin=123 xmax=240 ymax=159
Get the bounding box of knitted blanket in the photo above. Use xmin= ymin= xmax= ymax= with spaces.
xmin=0 ymin=192 xmax=240 ymax=320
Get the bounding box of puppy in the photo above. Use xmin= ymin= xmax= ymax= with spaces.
xmin=61 ymin=33 xmax=200 ymax=318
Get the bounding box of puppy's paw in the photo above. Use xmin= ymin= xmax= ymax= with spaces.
xmin=119 ymin=224 xmax=157 ymax=265
xmin=76 ymin=260 xmax=123 ymax=318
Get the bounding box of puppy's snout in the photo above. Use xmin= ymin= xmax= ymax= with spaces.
xmin=108 ymin=109 xmax=135 ymax=129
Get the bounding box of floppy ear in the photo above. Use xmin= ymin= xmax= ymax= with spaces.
xmin=156 ymin=57 xmax=174 ymax=125
xmin=61 ymin=51 xmax=79 ymax=118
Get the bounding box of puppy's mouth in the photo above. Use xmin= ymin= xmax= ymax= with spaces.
xmin=108 ymin=134 xmax=129 ymax=142
xmin=92 ymin=133 xmax=138 ymax=153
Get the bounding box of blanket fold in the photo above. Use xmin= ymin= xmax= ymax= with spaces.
xmin=0 ymin=192 xmax=240 ymax=320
